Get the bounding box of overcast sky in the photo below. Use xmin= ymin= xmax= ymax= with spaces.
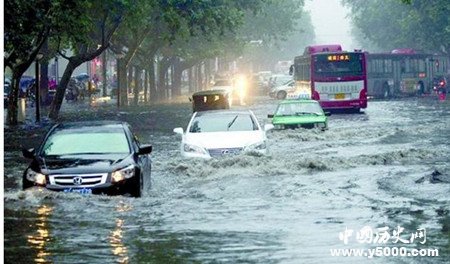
xmin=304 ymin=0 xmax=354 ymax=50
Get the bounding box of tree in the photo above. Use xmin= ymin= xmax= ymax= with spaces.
xmin=111 ymin=0 xmax=269 ymax=105
xmin=344 ymin=0 xmax=450 ymax=55
xmin=4 ymin=0 xmax=84 ymax=125
xmin=48 ymin=0 xmax=125 ymax=119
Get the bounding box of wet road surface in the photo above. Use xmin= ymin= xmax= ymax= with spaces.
xmin=4 ymin=97 xmax=450 ymax=263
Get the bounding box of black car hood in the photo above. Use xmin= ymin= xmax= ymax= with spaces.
xmin=37 ymin=153 xmax=133 ymax=174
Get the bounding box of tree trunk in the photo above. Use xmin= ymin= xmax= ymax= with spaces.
xmin=118 ymin=58 xmax=128 ymax=107
xmin=172 ymin=60 xmax=183 ymax=97
xmin=102 ymin=51 xmax=107 ymax=97
xmin=40 ymin=60 xmax=49 ymax=106
xmin=133 ymin=67 xmax=141 ymax=106
xmin=205 ymin=59 xmax=211 ymax=89
xmin=40 ymin=39 xmax=49 ymax=106
xmin=149 ymin=56 xmax=157 ymax=103
xmin=158 ymin=58 xmax=168 ymax=101
xmin=6 ymin=71 xmax=22 ymax=125
xmin=188 ymin=67 xmax=194 ymax=93
xmin=143 ymin=69 xmax=148 ymax=104
xmin=196 ymin=64 xmax=202 ymax=91
xmin=128 ymin=65 xmax=133 ymax=96
xmin=48 ymin=59 xmax=80 ymax=119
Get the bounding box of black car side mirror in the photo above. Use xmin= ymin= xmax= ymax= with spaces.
xmin=138 ymin=144 xmax=153 ymax=155
xmin=22 ymin=148 xmax=35 ymax=159
xmin=267 ymin=114 xmax=274 ymax=118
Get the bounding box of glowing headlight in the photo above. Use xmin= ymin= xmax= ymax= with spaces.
xmin=26 ymin=168 xmax=46 ymax=185
xmin=112 ymin=165 xmax=135 ymax=183
xmin=183 ymin=144 xmax=206 ymax=154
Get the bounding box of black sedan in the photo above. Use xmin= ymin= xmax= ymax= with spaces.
xmin=22 ymin=121 xmax=152 ymax=197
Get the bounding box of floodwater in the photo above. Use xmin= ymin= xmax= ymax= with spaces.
xmin=4 ymin=97 xmax=450 ymax=263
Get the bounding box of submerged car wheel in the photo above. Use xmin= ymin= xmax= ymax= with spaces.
xmin=277 ymin=91 xmax=287 ymax=100
xmin=130 ymin=175 xmax=142 ymax=198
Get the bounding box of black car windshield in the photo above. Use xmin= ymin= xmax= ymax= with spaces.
xmin=276 ymin=102 xmax=323 ymax=116
xmin=189 ymin=113 xmax=258 ymax=132
xmin=41 ymin=127 xmax=130 ymax=156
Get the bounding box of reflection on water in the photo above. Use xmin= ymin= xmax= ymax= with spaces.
xmin=109 ymin=202 xmax=131 ymax=263
xmin=27 ymin=205 xmax=53 ymax=263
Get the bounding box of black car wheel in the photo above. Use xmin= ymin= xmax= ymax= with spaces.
xmin=277 ymin=91 xmax=287 ymax=100
xmin=22 ymin=177 xmax=33 ymax=190
xmin=130 ymin=175 xmax=142 ymax=198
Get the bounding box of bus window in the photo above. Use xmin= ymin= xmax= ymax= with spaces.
xmin=384 ymin=59 xmax=392 ymax=73
xmin=314 ymin=54 xmax=363 ymax=76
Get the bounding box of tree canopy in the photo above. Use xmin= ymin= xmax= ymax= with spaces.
xmin=344 ymin=0 xmax=450 ymax=54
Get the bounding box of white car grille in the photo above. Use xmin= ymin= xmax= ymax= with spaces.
xmin=208 ymin=148 xmax=243 ymax=157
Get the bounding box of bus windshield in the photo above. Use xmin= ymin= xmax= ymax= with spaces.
xmin=314 ymin=54 xmax=363 ymax=77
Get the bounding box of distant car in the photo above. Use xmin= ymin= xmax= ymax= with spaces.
xmin=173 ymin=110 xmax=273 ymax=159
xmin=268 ymin=74 xmax=292 ymax=92
xmin=22 ymin=121 xmax=152 ymax=197
xmin=268 ymin=99 xmax=329 ymax=130
xmin=269 ymin=80 xmax=295 ymax=99
xmin=190 ymin=89 xmax=231 ymax=112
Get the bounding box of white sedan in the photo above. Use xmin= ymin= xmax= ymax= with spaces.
xmin=173 ymin=110 xmax=273 ymax=159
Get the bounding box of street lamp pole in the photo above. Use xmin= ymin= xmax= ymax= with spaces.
xmin=35 ymin=53 xmax=44 ymax=123
xmin=117 ymin=57 xmax=121 ymax=108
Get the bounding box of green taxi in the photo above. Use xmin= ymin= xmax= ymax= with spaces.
xmin=268 ymin=99 xmax=329 ymax=130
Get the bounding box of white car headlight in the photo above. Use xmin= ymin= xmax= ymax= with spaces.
xmin=112 ymin=165 xmax=135 ymax=183
xmin=26 ymin=168 xmax=46 ymax=185
xmin=183 ymin=143 xmax=207 ymax=154
xmin=246 ymin=141 xmax=267 ymax=151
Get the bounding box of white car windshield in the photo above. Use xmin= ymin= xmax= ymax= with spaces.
xmin=276 ymin=102 xmax=323 ymax=116
xmin=189 ymin=113 xmax=259 ymax=133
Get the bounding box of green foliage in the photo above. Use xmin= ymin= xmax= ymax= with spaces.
xmin=344 ymin=0 xmax=450 ymax=54
xmin=5 ymin=0 xmax=50 ymax=67
xmin=153 ymin=0 xmax=312 ymax=72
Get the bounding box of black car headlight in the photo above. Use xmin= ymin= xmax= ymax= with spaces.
xmin=25 ymin=168 xmax=46 ymax=185
xmin=111 ymin=165 xmax=135 ymax=183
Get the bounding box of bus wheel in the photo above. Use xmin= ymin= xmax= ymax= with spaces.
xmin=382 ymin=82 xmax=390 ymax=99
xmin=277 ymin=91 xmax=287 ymax=100
xmin=417 ymin=81 xmax=425 ymax=95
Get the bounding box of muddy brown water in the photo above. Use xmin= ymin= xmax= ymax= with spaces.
xmin=4 ymin=97 xmax=450 ymax=263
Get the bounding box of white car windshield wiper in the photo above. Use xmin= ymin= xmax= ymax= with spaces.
xmin=227 ymin=115 xmax=239 ymax=130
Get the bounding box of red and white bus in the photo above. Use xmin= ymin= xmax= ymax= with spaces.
xmin=292 ymin=44 xmax=368 ymax=111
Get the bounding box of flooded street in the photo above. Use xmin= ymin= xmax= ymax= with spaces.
xmin=4 ymin=97 xmax=450 ymax=263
